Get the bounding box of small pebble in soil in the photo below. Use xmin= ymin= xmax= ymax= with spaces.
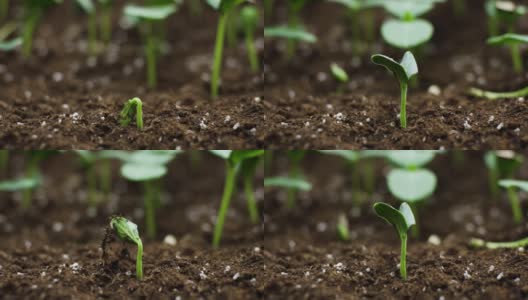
xmin=464 ymin=270 xmax=472 ymax=280
xmin=52 ymin=222 xmax=64 ymax=232
xmin=250 ymin=278 xmax=256 ymax=285
xmin=163 ymin=234 xmax=177 ymax=246
xmin=488 ymin=265 xmax=495 ymax=273
xmin=224 ymin=266 xmax=231 ymax=273
xmin=496 ymin=123 xmax=504 ymax=130
xmin=334 ymin=263 xmax=345 ymax=271
xmin=199 ymin=270 xmax=207 ymax=280
xmin=317 ymin=222 xmax=328 ymax=232
xmin=233 ymin=273 xmax=240 ymax=280
xmin=428 ymin=234 xmax=441 ymax=246
xmin=232 ymin=123 xmax=240 ymax=130
xmin=497 ymin=272 xmax=504 ymax=280
xmin=428 ymin=85 xmax=441 ymax=96
xmin=254 ymin=247 xmax=260 ymax=253
xmin=514 ymin=278 xmax=520 ymax=284
xmin=518 ymin=247 xmax=524 ymax=252
xmin=280 ymin=272 xmax=288 ymax=276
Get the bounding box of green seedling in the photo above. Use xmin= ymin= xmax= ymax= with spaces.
xmin=264 ymin=25 xmax=317 ymax=44
xmin=124 ymin=4 xmax=177 ymax=88
xmin=0 ymin=177 xmax=40 ymax=196
xmin=240 ymin=156 xmax=263 ymax=224
xmin=484 ymin=151 xmax=523 ymax=199
xmin=206 ymin=0 xmax=246 ymax=98
xmin=120 ymin=97 xmax=144 ymax=130
xmin=371 ymin=51 xmax=418 ymax=128
xmin=487 ymin=33 xmax=528 ymax=73
xmin=330 ymin=63 xmax=349 ymax=94
xmin=110 ymin=216 xmax=143 ymax=280
xmin=210 ymin=150 xmax=265 ymax=248
xmin=386 ymin=150 xmax=437 ymax=170
xmin=264 ymin=176 xmax=312 ymax=191
xmin=469 ymin=85 xmax=528 ymax=100
xmin=470 ymin=236 xmax=528 ymax=249
xmin=285 ymin=0 xmax=311 ymax=59
xmin=373 ymin=202 xmax=415 ymax=280
xmin=99 ymin=0 xmax=113 ymax=43
xmin=495 ymin=1 xmax=526 ymax=32
xmin=336 ymin=213 xmax=350 ymax=241
xmin=383 ymin=0 xmax=444 ymax=19
xmin=75 ymin=0 xmax=98 ymax=56
xmin=486 ymin=0 xmax=499 ymax=36
xmin=240 ymin=5 xmax=259 ymax=73
xmin=498 ymin=179 xmax=528 ymax=224
xmin=22 ymin=0 xmax=63 ymax=58
xmin=120 ymin=151 xmax=179 ymax=238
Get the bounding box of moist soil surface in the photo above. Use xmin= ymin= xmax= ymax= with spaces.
xmin=0 ymin=2 xmax=263 ymax=149
xmin=261 ymin=151 xmax=528 ymax=299
xmin=263 ymin=1 xmax=528 ymax=149
xmin=0 ymin=152 xmax=264 ymax=299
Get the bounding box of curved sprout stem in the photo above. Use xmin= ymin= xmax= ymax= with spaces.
xmin=212 ymin=164 xmax=237 ymax=248
xmin=507 ymin=187 xmax=523 ymax=224
xmin=469 ymin=86 xmax=528 ymax=100
xmin=211 ymin=12 xmax=229 ymax=98
xmin=136 ymin=240 xmax=144 ymax=280
xmin=470 ymin=237 xmax=528 ymax=249
xmin=120 ymin=98 xmax=144 ymax=130
xmin=400 ymin=81 xmax=408 ymax=129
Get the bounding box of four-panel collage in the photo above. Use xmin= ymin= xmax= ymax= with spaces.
xmin=0 ymin=0 xmax=527 ymax=299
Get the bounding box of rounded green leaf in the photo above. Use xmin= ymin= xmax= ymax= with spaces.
xmin=127 ymin=151 xmax=179 ymax=165
xmin=330 ymin=63 xmax=349 ymax=83
xmin=124 ymin=4 xmax=176 ymax=20
xmin=373 ymin=202 xmax=415 ymax=233
xmin=0 ymin=38 xmax=22 ymax=52
xmin=381 ymin=19 xmax=433 ymax=49
xmin=240 ymin=5 xmax=258 ymax=30
xmin=0 ymin=178 xmax=40 ymax=192
xmin=386 ymin=150 xmax=436 ymax=168
xmin=264 ymin=177 xmax=312 ymax=191
xmin=371 ymin=51 xmax=418 ymax=83
xmin=498 ymin=179 xmax=528 ymax=192
xmin=121 ymin=163 xmax=167 ymax=181
xmin=387 ymin=168 xmax=437 ymax=202
xmin=384 ymin=0 xmax=443 ymax=19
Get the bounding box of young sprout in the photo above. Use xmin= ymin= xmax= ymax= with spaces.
xmin=124 ymin=3 xmax=177 ymax=88
xmin=21 ymin=0 xmax=63 ymax=58
xmin=470 ymin=236 xmax=528 ymax=249
xmin=206 ymin=0 xmax=246 ymax=98
xmin=75 ymin=0 xmax=98 ymax=56
xmin=330 ymin=63 xmax=349 ymax=94
xmin=110 ymin=216 xmax=143 ymax=280
xmin=120 ymin=97 xmax=144 ymax=130
xmin=285 ymin=0 xmax=310 ymax=59
xmin=336 ymin=213 xmax=349 ymax=241
xmin=487 ymin=33 xmax=528 ymax=73
xmin=498 ymin=179 xmax=528 ymax=224
xmin=240 ymin=5 xmax=259 ymax=73
xmin=373 ymin=202 xmax=415 ymax=280
xmin=469 ymin=85 xmax=528 ymax=100
xmin=371 ymin=51 xmax=418 ymax=129
xmin=484 ymin=151 xmax=523 ymax=199
xmin=210 ymin=150 xmax=265 ymax=248
xmin=240 ymin=156 xmax=262 ymax=224
xmin=386 ymin=150 xmax=437 ymax=170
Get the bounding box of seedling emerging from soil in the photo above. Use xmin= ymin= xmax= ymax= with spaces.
xmin=121 ymin=155 xmax=169 ymax=239
xmin=240 ymin=5 xmax=259 ymax=73
xmin=75 ymin=0 xmax=98 ymax=56
xmin=469 ymin=85 xmax=528 ymax=100
xmin=110 ymin=216 xmax=143 ymax=280
xmin=485 ymin=151 xmax=523 ymax=199
xmin=210 ymin=150 xmax=265 ymax=248
xmin=207 ymin=0 xmax=246 ymax=98
xmin=22 ymin=0 xmax=63 ymax=58
xmin=470 ymin=236 xmax=528 ymax=249
xmin=120 ymin=97 xmax=144 ymax=130
xmin=487 ymin=33 xmax=528 ymax=73
xmin=373 ymin=202 xmax=415 ymax=280
xmin=371 ymin=51 xmax=418 ymax=128
xmin=330 ymin=63 xmax=348 ymax=94
xmin=498 ymin=179 xmax=528 ymax=224
xmin=336 ymin=213 xmax=349 ymax=241
xmin=124 ymin=4 xmax=177 ymax=88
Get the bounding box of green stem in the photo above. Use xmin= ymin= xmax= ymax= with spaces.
xmin=362 ymin=9 xmax=375 ymax=43
xmin=136 ymin=240 xmax=143 ymax=280
xmin=350 ymin=9 xmax=361 ymax=55
xmin=245 ymin=28 xmax=259 ymax=73
xmin=145 ymin=31 xmax=157 ymax=88
xmin=400 ymin=233 xmax=408 ymax=280
xmin=87 ymin=12 xmax=97 ymax=56
xmin=101 ymin=4 xmax=112 ymax=43
xmin=0 ymin=150 xmax=8 ymax=173
xmin=286 ymin=13 xmax=299 ymax=60
xmin=144 ymin=180 xmax=156 ymax=239
xmin=21 ymin=158 xmax=38 ymax=210
xmin=87 ymin=165 xmax=97 ymax=206
xmin=100 ymin=159 xmax=111 ymax=196
xmin=469 ymin=86 xmax=528 ymax=100
xmin=399 ymin=82 xmax=408 ymax=129
xmin=409 ymin=202 xmax=419 ymax=238
xmin=212 ymin=165 xmax=237 ymax=248
xmin=471 ymin=237 xmax=528 ymax=249
xmin=286 ymin=162 xmax=300 ymax=209
xmin=264 ymin=0 xmax=273 ymax=17
xmin=0 ymin=0 xmax=7 ymax=20
xmin=507 ymin=187 xmax=523 ymax=224
xmin=488 ymin=168 xmax=498 ymax=199
xmin=511 ymin=44 xmax=523 ymax=73
xmin=211 ymin=13 xmax=228 ymax=98
xmin=22 ymin=7 xmax=41 ymax=58
xmin=226 ymin=8 xmax=238 ymax=49
xmin=453 ymin=0 xmax=465 ymax=16
xmin=488 ymin=16 xmax=498 ymax=37
xmin=244 ymin=176 xmax=259 ymax=224
xmin=362 ymin=161 xmax=375 ymax=196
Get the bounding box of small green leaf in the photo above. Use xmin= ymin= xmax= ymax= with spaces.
xmin=372 ymin=51 xmax=418 ymax=83
xmin=240 ymin=5 xmax=258 ymax=30
xmin=373 ymin=202 xmax=415 ymax=233
xmin=381 ymin=19 xmax=433 ymax=49
xmin=120 ymin=97 xmax=143 ymax=130
xmin=386 ymin=150 xmax=436 ymax=169
xmin=264 ymin=26 xmax=317 ymax=43
xmin=484 ymin=151 xmax=523 ymax=178
xmin=230 ymin=150 xmax=265 ymax=165
xmin=387 ymin=168 xmax=437 ymax=202
xmin=121 ymin=163 xmax=167 ymax=182
xmin=337 ymin=213 xmax=349 ymax=241
xmin=127 ymin=151 xmax=180 ymax=165
xmin=0 ymin=177 xmax=40 ymax=192
xmin=330 ymin=63 xmax=349 ymax=83
xmin=498 ymin=179 xmax=528 ymax=192
xmin=110 ymin=216 xmax=143 ymax=280
xmin=76 ymin=0 xmax=95 ymax=14
xmin=0 ymin=37 xmax=22 ymax=51
xmin=210 ymin=150 xmax=233 ymax=160
xmin=487 ymin=33 xmax=528 ymax=46
xmin=124 ymin=4 xmax=176 ymax=20
xmin=264 ymin=176 xmax=312 ymax=191
xmin=384 ymin=0 xmax=444 ymax=19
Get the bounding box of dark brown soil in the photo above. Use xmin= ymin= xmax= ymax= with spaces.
xmin=261 ymin=151 xmax=528 ymax=299
xmin=0 ymin=152 xmax=264 ymax=299
xmin=262 ymin=1 xmax=528 ymax=149
xmin=0 ymin=2 xmax=263 ymax=149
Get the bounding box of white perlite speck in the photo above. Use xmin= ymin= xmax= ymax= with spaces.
xmin=463 ymin=120 xmax=471 ymax=130
xmin=233 ymin=123 xmax=240 ymax=130
xmin=163 ymin=234 xmax=177 ymax=246
xmin=488 ymin=265 xmax=495 ymax=273
xmin=497 ymin=272 xmax=504 ymax=280
xmin=427 ymin=234 xmax=441 ymax=246
xmin=428 ymin=85 xmax=441 ymax=96
xmin=233 ymin=273 xmax=240 ymax=280
xmin=463 ymin=270 xmax=471 ymax=280
xmin=496 ymin=122 xmax=504 ymax=130
xmin=334 ymin=263 xmax=345 ymax=271
xmin=224 ymin=265 xmax=231 ymax=273
xmin=199 ymin=270 xmax=207 ymax=280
